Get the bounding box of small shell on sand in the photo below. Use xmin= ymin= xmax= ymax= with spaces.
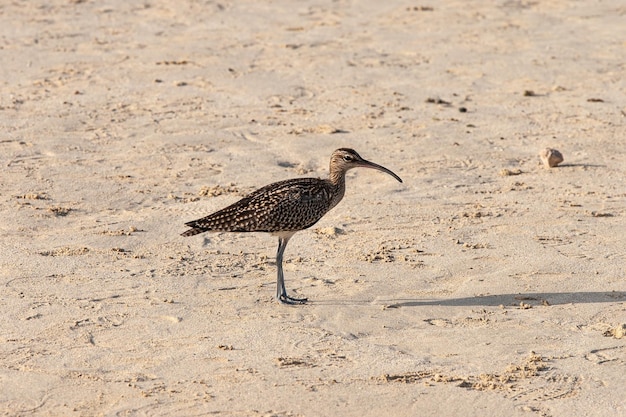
xmin=540 ymin=148 xmax=564 ymax=168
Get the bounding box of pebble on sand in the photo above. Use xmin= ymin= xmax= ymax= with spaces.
xmin=540 ymin=148 xmax=564 ymax=168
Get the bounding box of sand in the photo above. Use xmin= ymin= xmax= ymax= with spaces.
xmin=1 ymin=0 xmax=625 ymax=416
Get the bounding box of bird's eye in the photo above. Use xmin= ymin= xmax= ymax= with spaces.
xmin=343 ymin=155 xmax=353 ymax=162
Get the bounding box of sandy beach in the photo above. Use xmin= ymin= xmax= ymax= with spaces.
xmin=1 ymin=0 xmax=625 ymax=415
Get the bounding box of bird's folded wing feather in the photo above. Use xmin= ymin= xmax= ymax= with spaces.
xmin=184 ymin=178 xmax=333 ymax=233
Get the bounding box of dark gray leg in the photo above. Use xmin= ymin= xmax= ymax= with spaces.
xmin=276 ymin=235 xmax=307 ymax=304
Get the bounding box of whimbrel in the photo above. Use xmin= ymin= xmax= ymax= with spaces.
xmin=182 ymin=148 xmax=402 ymax=304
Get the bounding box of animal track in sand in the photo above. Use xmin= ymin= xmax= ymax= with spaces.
xmin=358 ymin=238 xmax=427 ymax=268
xmin=584 ymin=345 xmax=625 ymax=365
xmin=424 ymin=309 xmax=497 ymax=328
xmin=39 ymin=246 xmax=90 ymax=256
xmin=276 ymin=351 xmax=348 ymax=370
xmin=376 ymin=353 xmax=581 ymax=414
xmin=275 ymin=356 xmax=317 ymax=368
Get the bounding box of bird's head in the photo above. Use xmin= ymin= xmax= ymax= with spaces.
xmin=330 ymin=148 xmax=403 ymax=183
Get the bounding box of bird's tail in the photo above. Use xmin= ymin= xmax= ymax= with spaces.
xmin=181 ymin=227 xmax=207 ymax=237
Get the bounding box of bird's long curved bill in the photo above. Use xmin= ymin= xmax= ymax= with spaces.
xmin=360 ymin=160 xmax=403 ymax=183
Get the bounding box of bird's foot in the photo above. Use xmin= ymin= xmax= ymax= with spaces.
xmin=278 ymin=294 xmax=308 ymax=305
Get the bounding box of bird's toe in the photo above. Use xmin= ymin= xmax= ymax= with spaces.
xmin=278 ymin=294 xmax=308 ymax=305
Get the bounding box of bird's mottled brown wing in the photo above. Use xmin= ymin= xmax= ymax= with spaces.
xmin=181 ymin=178 xmax=336 ymax=236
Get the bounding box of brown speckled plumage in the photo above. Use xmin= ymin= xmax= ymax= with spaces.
xmin=182 ymin=148 xmax=402 ymax=304
xmin=182 ymin=178 xmax=343 ymax=235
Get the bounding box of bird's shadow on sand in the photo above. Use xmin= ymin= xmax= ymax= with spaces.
xmin=315 ymin=291 xmax=626 ymax=307
xmin=377 ymin=291 xmax=626 ymax=308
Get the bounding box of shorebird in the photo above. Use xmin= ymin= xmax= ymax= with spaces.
xmin=182 ymin=148 xmax=402 ymax=304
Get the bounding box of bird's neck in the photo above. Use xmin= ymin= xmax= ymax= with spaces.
xmin=330 ymin=162 xmax=349 ymax=184
xmin=329 ymin=168 xmax=346 ymax=187
xmin=328 ymin=171 xmax=346 ymax=209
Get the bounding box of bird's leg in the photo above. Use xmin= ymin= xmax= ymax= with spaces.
xmin=275 ymin=235 xmax=307 ymax=304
